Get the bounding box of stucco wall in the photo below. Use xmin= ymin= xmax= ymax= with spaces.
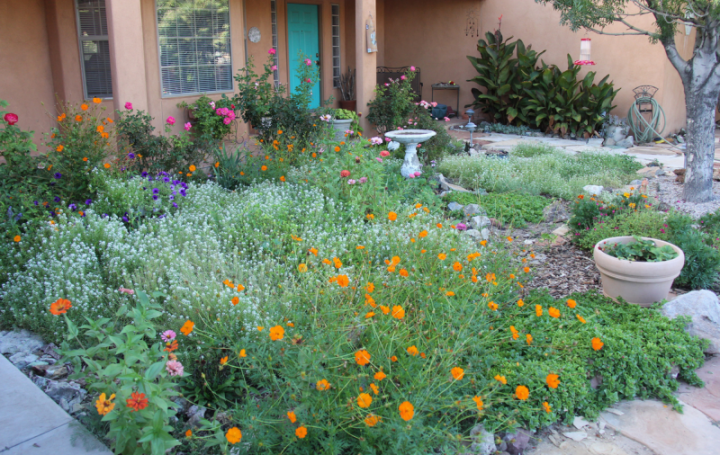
xmin=0 ymin=0 xmax=58 ymax=137
xmin=383 ymin=0 xmax=690 ymax=133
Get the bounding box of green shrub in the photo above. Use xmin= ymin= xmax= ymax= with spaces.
xmin=437 ymin=148 xmax=642 ymax=200
xmin=444 ymin=191 xmax=551 ymax=227
xmin=178 ymin=95 xmax=237 ymax=142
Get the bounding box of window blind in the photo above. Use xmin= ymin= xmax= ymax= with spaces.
xmin=156 ymin=0 xmax=233 ymax=96
xmin=331 ymin=5 xmax=340 ymax=89
xmin=76 ymin=0 xmax=113 ymax=99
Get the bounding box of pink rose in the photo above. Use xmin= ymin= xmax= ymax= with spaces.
xmin=305 ymin=59 xmax=312 ymax=66
xmin=269 ymin=48 xmax=277 ymax=55
xmin=166 ymin=360 xmax=184 ymax=376
xmin=124 ymin=102 xmax=133 ymax=110
xmin=380 ymin=151 xmax=390 ymax=157
xmin=223 ymin=117 xmax=232 ymax=125
xmin=306 ymin=78 xmax=312 ymax=83
xmin=184 ymin=122 xmax=192 ymax=131
xmin=271 ymin=65 xmax=278 ymax=71
xmin=401 ymin=75 xmax=406 ymax=80
xmin=166 ymin=116 xmax=176 ymax=125
xmin=227 ymin=111 xmax=236 ymax=120
xmin=410 ymin=66 xmax=416 ymax=71
xmin=3 ymin=113 xmax=18 ymax=126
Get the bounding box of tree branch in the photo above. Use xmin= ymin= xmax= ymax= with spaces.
xmin=618 ymin=17 xmax=653 ymax=36
xmin=663 ymin=41 xmax=691 ymax=84
xmin=587 ymin=27 xmax=648 ymax=37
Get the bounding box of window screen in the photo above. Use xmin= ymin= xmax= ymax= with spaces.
xmin=331 ymin=5 xmax=340 ymax=89
xmin=156 ymin=0 xmax=233 ymax=96
xmin=76 ymin=0 xmax=113 ymax=99
xmin=271 ymin=0 xmax=280 ymax=88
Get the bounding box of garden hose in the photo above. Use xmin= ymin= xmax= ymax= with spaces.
xmin=627 ymin=97 xmax=666 ymax=144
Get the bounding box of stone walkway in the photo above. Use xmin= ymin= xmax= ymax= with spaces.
xmin=0 ymin=353 xmax=111 ymax=455
xmin=527 ymin=356 xmax=720 ymax=455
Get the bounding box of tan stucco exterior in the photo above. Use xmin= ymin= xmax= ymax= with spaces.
xmin=0 ymin=0 xmax=698 ymax=147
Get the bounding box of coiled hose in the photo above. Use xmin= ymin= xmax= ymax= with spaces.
xmin=627 ymin=97 xmax=666 ymax=144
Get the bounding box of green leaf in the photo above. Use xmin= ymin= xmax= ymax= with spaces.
xmin=145 ymin=360 xmax=166 ymax=381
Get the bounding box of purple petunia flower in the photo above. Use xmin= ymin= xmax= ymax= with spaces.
xmin=122 ymin=216 xmax=129 ymax=223
xmin=128 ymin=153 xmax=136 ymax=160
xmin=152 ymin=195 xmax=159 ymax=200
xmin=169 ymin=195 xmax=174 ymax=201
xmin=152 ymin=188 xmax=160 ymax=194
xmin=33 ymin=201 xmax=38 ymax=206
xmin=163 ymin=177 xmax=170 ymax=183
xmin=172 ymin=202 xmax=178 ymax=208
xmin=180 ymin=189 xmax=186 ymax=197
xmin=141 ymin=171 xmax=148 ymax=177
xmin=54 ymin=196 xmax=61 ymax=203
xmin=85 ymin=199 xmax=92 ymax=205
xmin=54 ymin=173 xmax=62 ymax=179
xmin=68 ymin=203 xmax=77 ymax=211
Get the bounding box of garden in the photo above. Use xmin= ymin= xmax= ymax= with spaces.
xmin=0 ymin=48 xmax=718 ymax=455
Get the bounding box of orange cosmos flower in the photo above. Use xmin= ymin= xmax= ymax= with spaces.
xmin=543 ymin=401 xmax=552 ymax=413
xmin=298 ymin=263 xmax=308 ymax=273
xmin=295 ymin=426 xmax=308 ymax=438
xmin=392 ymin=306 xmax=405 ymax=319
xmin=370 ymin=383 xmax=380 ymax=395
xmin=180 ymin=320 xmax=194 ymax=335
xmin=523 ymin=267 xmax=530 ymax=273
xmin=364 ymin=414 xmax=381 ymax=427
xmin=390 ymin=355 xmax=398 ymax=362
xmin=438 ymin=253 xmax=447 ymax=261
xmin=226 ymin=427 xmax=242 ymax=444
xmin=336 ymin=275 xmax=349 ymax=287
xmin=374 ymin=371 xmax=386 ymax=381
xmin=287 ymin=411 xmax=297 ymax=423
xmin=239 ymin=349 xmax=247 ymax=357
xmin=126 ymin=391 xmax=149 ymax=412
xmin=357 ymin=393 xmax=372 ymax=408
xmin=388 ymin=211 xmax=397 ymax=221
xmin=355 ymin=349 xmax=371 ymax=366
xmin=548 ymin=307 xmax=560 ymax=318
xmin=261 ymin=165 xmax=267 ymax=171
xmin=75 ymin=115 xmax=83 ymax=122
xmin=567 ymin=299 xmax=577 ymax=308
xmin=257 ymin=326 xmax=264 ymax=331
xmin=399 ymin=268 xmax=409 ymax=277
xmin=515 ymin=385 xmax=529 ymax=400
xmin=83 ymin=157 xmax=88 ymax=161
xmin=185 ymin=429 xmax=192 ymax=438
xmin=437 ymin=223 xmax=442 ymax=228
xmin=231 ymin=296 xmax=239 ymax=305
xmin=510 ymin=326 xmax=519 ymax=340
xmin=517 ymin=299 xmax=525 ymax=307
xmin=309 ymin=247 xmax=318 ymax=256
xmin=380 ymin=305 xmax=390 ymax=315
xmin=316 ymin=379 xmax=330 ymax=390
xmin=407 ymin=345 xmax=419 ymax=356
xmin=333 ymin=257 xmax=342 ymax=268
xmin=507 ymin=237 xmax=513 ymax=242
xmin=356 ymin=245 xmax=365 ymax=250
xmin=526 ymin=333 xmax=533 ymax=345
xmin=365 ymin=294 xmax=376 ymax=308
xmin=49 ymin=298 xmax=72 ymax=315
xmin=535 ymin=305 xmax=543 ymax=317
xmin=95 ymin=393 xmax=115 ymax=415
xmin=577 ymin=314 xmax=587 ymax=324
xmin=494 ymin=375 xmax=507 ymax=385
xmin=488 ymin=301 xmax=498 ymax=311
xmin=81 ymin=103 xmax=88 ymax=111
xmin=56 ymin=145 xmax=64 ymax=152
xmin=592 ymin=337 xmax=604 ymax=351
xmin=472 ymin=396 xmax=484 ymax=410
xmin=578 ymin=195 xmax=585 ymax=200
xmin=399 ymin=401 xmax=414 ymax=421
xmin=365 ymin=311 xmax=375 ymax=319
xmin=419 ymin=230 xmax=428 ymax=238
xmin=451 ymin=367 xmax=465 ymax=380
xmin=164 ymin=340 xmax=178 ymax=352
xmin=446 ymin=291 xmax=455 ymax=297
xmin=334 ymin=146 xmax=341 ymax=152
xmin=269 ymin=325 xmax=285 ymax=341
xmin=104 ymin=163 xmax=110 ymax=169
xmin=453 ymin=262 xmax=462 ymax=272
xmin=189 ymin=165 xmax=196 ymax=172
xmin=546 ymin=373 xmax=560 ymax=389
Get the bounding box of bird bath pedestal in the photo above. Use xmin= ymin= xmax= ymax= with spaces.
xmin=384 ymin=129 xmax=437 ymax=178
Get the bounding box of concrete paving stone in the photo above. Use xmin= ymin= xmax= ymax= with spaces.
xmin=600 ymin=399 xmax=720 ymax=455
xmin=629 ymin=146 xmax=681 ymax=156
xmin=4 ymin=421 xmax=112 ymax=455
xmin=565 ymin=146 xmax=604 ymax=153
xmin=0 ymin=354 xmax=71 ymax=450
xmin=674 ymin=356 xmax=720 ymax=421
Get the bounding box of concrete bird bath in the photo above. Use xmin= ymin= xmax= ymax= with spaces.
xmin=384 ymin=129 xmax=436 ymax=178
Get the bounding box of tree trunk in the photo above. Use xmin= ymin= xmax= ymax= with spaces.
xmin=683 ymin=84 xmax=719 ymax=202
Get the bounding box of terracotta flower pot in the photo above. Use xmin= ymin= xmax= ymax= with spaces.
xmin=593 ymin=236 xmax=685 ymax=307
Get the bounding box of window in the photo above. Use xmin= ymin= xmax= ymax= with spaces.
xmin=331 ymin=5 xmax=340 ymax=89
xmin=75 ymin=0 xmax=113 ymax=99
xmin=156 ymin=0 xmax=233 ymax=96
xmin=270 ymin=0 xmax=280 ymax=88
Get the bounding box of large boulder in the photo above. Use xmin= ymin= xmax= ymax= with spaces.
xmin=661 ymin=290 xmax=720 ymax=354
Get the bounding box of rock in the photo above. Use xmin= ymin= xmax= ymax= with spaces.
xmin=616 ymin=135 xmax=634 ymax=147
xmin=661 ymin=290 xmax=720 ymax=354
xmin=31 ymin=363 xmax=50 ymax=375
xmin=469 ymin=148 xmax=480 ymax=157
xmin=547 ymin=433 xmax=563 ymax=447
xmin=603 ymin=137 xmax=616 ymax=147
xmin=606 ymin=408 xmax=624 ymax=416
xmin=583 ymin=185 xmax=604 ymax=195
xmin=467 ymin=424 xmax=496 ymax=455
xmin=474 ymin=187 xmax=489 ymax=196
xmin=573 ymin=415 xmax=590 ymax=429
xmin=673 ymin=168 xmax=686 ymax=184
xmin=637 ymin=166 xmax=664 ymax=178
xmin=552 ymin=224 xmax=570 ymax=237
xmin=562 ymin=431 xmax=588 ymax=442
xmin=543 ymin=201 xmax=569 ymax=223
xmin=480 ymin=228 xmax=490 ymax=240
xmin=8 ymin=352 xmax=39 ymax=369
xmin=448 ymin=202 xmax=464 ymax=211
xmin=40 ymin=343 xmax=61 ymax=360
xmin=464 ymin=229 xmax=484 ymax=241
xmin=469 ymin=216 xmax=491 ymax=229
xmin=187 ymin=405 xmax=207 ymax=427
xmin=656 ymin=169 xmax=666 ymax=176
xmin=446 ymin=182 xmax=474 ymax=193
xmin=45 ymin=364 xmax=69 ymax=379
xmin=463 ymin=204 xmax=486 ymax=216
xmin=502 ymin=429 xmax=531 ymax=455
xmin=44 ymin=380 xmax=86 ymax=413
xmin=0 ymin=330 xmax=44 ymax=356
xmin=630 ymin=179 xmax=642 ymax=186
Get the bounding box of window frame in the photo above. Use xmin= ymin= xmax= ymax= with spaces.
xmin=331 ymin=4 xmax=340 ymax=89
xmin=74 ymin=0 xmax=113 ymax=100
xmin=154 ymin=0 xmax=234 ymax=98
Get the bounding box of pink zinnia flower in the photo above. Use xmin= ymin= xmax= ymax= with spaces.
xmin=166 ymin=116 xmax=176 ymax=125
xmin=376 ymin=158 xmax=383 ymax=163
xmin=166 ymin=360 xmax=184 ymax=376
xmin=385 ymin=137 xmax=391 ymax=142
xmin=184 ymin=122 xmax=192 ymax=131
xmin=119 ymin=287 xmax=135 ymax=295
xmin=408 ymin=174 xmax=415 ymax=179
xmin=268 ymin=48 xmax=276 ymax=55
xmin=124 ymin=102 xmax=133 ymax=110
xmin=161 ymin=330 xmax=176 ymax=342
xmin=380 ymin=150 xmax=390 ymax=157
xmin=359 ymin=177 xmax=367 ymax=184
xmin=340 ymin=170 xmax=350 ymax=178
xmin=348 ymin=179 xmax=356 ymax=185
xmin=413 ymin=171 xmax=422 ymax=177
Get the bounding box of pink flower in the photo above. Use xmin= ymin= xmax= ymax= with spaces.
xmin=359 ymin=177 xmax=368 ymax=184
xmin=340 ymin=170 xmax=350 ymax=178
xmin=227 ymin=111 xmax=236 ymax=120
xmin=385 ymin=83 xmax=389 ymax=87
xmin=380 ymin=151 xmax=390 ymax=157
xmin=305 ymin=59 xmax=312 ymax=66
xmin=271 ymin=65 xmax=278 ymax=71
xmin=223 ymin=117 xmax=232 ymax=125
xmin=408 ymin=174 xmax=416 ymax=179
xmin=166 ymin=360 xmax=184 ymax=376
xmin=410 ymin=66 xmax=416 ymax=71
xmin=166 ymin=116 xmax=176 ymax=125
xmin=161 ymin=330 xmax=176 ymax=342
xmin=431 ymin=102 xmax=437 ymax=107
xmin=118 ymin=287 xmax=135 ymax=295
xmin=417 ymin=143 xmax=422 ymax=147
xmin=306 ymin=78 xmax=312 ymax=83
xmin=209 ymin=101 xmax=215 ymax=108
xmin=3 ymin=113 xmax=18 ymax=126
xmin=268 ymin=48 xmax=277 ymax=55
xmin=444 ymin=117 xmax=450 ymax=122
xmin=401 ymin=75 xmax=407 ymax=80
xmin=124 ymin=102 xmax=133 ymax=110
xmin=456 ymin=223 xmax=467 ymax=231
xmin=376 ymin=158 xmax=383 ymax=163
xmin=348 ymin=179 xmax=356 ymax=185
xmin=184 ymin=122 xmax=192 ymax=131
xmin=413 ymin=171 xmax=422 ymax=177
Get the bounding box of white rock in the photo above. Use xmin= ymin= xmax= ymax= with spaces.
xmin=552 ymin=224 xmax=570 ymax=236
xmin=469 ymin=215 xmax=491 ymax=229
xmin=448 ymin=202 xmax=464 ymax=211
xmin=661 ymin=290 xmax=720 ymax=354
xmin=562 ymin=431 xmax=588 ymax=442
xmin=606 ymin=408 xmax=624 ymax=416
xmin=573 ymin=415 xmax=591 ymax=429
xmin=583 ymin=185 xmax=604 ymax=194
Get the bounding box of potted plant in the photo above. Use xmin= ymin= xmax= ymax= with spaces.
xmin=332 ymin=109 xmax=361 ymax=141
xmin=594 ymin=235 xmax=685 ymax=306
xmin=337 ymin=67 xmax=356 ymax=111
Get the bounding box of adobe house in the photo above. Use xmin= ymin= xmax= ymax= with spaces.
xmin=0 ymin=0 xmax=694 ymax=142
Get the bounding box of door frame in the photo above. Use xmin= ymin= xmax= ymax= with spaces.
xmin=284 ymin=1 xmax=324 ymax=102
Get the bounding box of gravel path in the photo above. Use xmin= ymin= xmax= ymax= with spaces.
xmin=651 ymin=175 xmax=720 ymax=218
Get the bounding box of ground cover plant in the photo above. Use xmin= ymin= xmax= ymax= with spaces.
xmin=437 ymin=144 xmax=642 ymax=200
xmin=443 ymin=191 xmax=551 ymax=227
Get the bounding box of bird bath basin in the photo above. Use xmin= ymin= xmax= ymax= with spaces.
xmin=384 ymin=129 xmax=436 ymax=178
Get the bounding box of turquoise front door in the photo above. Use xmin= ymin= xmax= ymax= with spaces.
xmin=287 ymin=3 xmax=321 ymax=108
